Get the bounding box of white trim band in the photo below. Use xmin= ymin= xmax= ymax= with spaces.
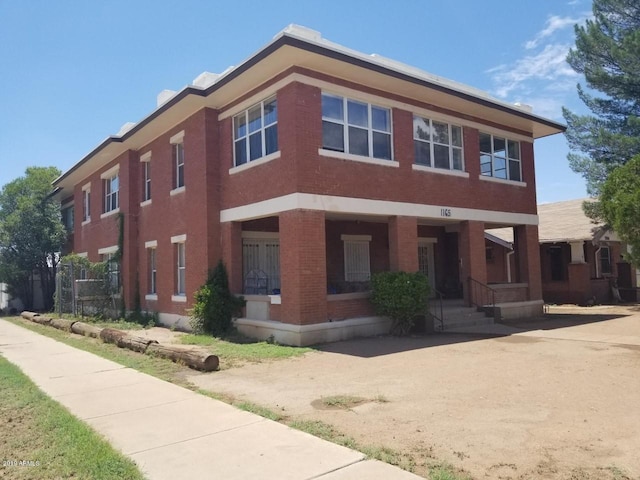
xmin=220 ymin=193 xmax=539 ymax=226
xmin=98 ymin=245 xmax=118 ymax=255
xmin=140 ymin=151 xmax=152 ymax=162
xmin=171 ymin=234 xmax=187 ymax=244
xmin=170 ymin=130 xmax=185 ymax=144
xmin=145 ymin=240 xmax=158 ymax=249
xmin=100 ymin=164 xmax=120 ymax=180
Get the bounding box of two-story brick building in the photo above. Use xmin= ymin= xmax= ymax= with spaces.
xmin=53 ymin=25 xmax=565 ymax=345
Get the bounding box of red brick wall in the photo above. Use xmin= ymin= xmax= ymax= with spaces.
xmin=389 ymin=216 xmax=418 ymax=272
xmin=220 ymin=79 xmax=537 ymax=217
xmin=327 ymin=297 xmax=375 ymax=320
xmin=279 ymin=209 xmax=327 ymax=325
xmin=515 ymin=225 xmax=542 ymax=301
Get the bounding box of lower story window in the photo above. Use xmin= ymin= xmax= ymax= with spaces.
xmin=242 ymin=234 xmax=280 ymax=294
xmin=599 ymin=246 xmax=612 ymax=276
xmin=176 ymin=242 xmax=186 ymax=295
xmin=102 ymin=253 xmax=120 ymax=291
xmin=342 ymin=235 xmax=371 ymax=282
xmin=148 ymin=248 xmax=157 ymax=294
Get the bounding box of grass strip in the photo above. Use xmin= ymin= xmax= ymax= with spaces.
xmin=0 ymin=355 xmax=145 ymax=480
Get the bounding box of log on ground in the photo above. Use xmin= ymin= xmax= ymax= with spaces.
xmin=50 ymin=318 xmax=76 ymax=332
xmin=71 ymin=321 xmax=104 ymax=338
xmin=32 ymin=315 xmax=53 ymax=326
xmin=99 ymin=328 xmax=158 ymax=353
xmin=21 ymin=311 xmax=39 ymax=321
xmin=146 ymin=343 xmax=219 ymax=371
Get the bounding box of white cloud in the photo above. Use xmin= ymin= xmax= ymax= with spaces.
xmin=488 ymin=43 xmax=577 ymax=99
xmin=525 ymin=15 xmax=582 ymax=49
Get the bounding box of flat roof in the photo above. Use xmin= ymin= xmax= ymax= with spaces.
xmin=53 ymin=25 xmax=566 ymax=196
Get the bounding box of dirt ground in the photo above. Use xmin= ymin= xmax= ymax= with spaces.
xmin=167 ymin=306 xmax=639 ymax=479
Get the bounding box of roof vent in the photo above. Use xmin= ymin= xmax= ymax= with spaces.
xmin=157 ymin=89 xmax=177 ymax=107
xmin=192 ymin=71 xmax=220 ymax=89
xmin=514 ymin=102 xmax=533 ymax=113
xmin=117 ymin=122 xmax=136 ymax=137
xmin=280 ymin=24 xmax=322 ymax=41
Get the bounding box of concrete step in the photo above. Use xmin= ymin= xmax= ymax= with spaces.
xmin=430 ymin=306 xmax=494 ymax=332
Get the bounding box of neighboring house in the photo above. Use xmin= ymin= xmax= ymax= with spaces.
xmin=51 ymin=25 xmax=565 ymax=345
xmin=487 ymin=199 xmax=639 ymax=305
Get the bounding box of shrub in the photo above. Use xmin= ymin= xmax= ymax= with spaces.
xmin=370 ymin=271 xmax=430 ymax=335
xmin=190 ymin=260 xmax=245 ymax=336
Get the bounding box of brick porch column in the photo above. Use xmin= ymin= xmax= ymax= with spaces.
xmin=459 ymin=220 xmax=487 ymax=306
xmin=279 ymin=209 xmax=327 ymax=325
xmin=388 ymin=216 xmax=418 ymax=272
xmin=221 ymin=222 xmax=242 ymax=294
xmin=514 ymin=224 xmax=542 ymax=301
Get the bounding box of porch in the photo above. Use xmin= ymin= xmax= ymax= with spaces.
xmin=221 ymin=209 xmax=542 ymax=346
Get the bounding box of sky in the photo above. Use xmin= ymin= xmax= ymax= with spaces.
xmin=0 ymin=0 xmax=594 ymax=203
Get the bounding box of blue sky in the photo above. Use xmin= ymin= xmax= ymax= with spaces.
xmin=0 ymin=0 xmax=593 ymax=203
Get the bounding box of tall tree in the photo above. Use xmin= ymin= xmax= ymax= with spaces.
xmin=0 ymin=167 xmax=66 ymax=310
xmin=600 ymin=154 xmax=640 ymax=267
xmin=563 ymin=0 xmax=640 ymax=206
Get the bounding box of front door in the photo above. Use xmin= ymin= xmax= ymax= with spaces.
xmin=418 ymin=241 xmax=436 ymax=297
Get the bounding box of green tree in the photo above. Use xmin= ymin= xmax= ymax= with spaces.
xmin=370 ymin=271 xmax=430 ymax=336
xmin=190 ymin=260 xmax=245 ymax=336
xmin=563 ymin=0 xmax=640 ymax=207
xmin=0 ymin=167 xmax=66 ymax=310
xmin=600 ymin=155 xmax=640 ymax=267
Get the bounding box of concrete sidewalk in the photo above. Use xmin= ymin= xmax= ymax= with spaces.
xmin=0 ymin=319 xmax=421 ymax=480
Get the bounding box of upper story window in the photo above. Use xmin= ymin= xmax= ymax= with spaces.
xmin=322 ymin=94 xmax=392 ymax=160
xmin=104 ymin=173 xmax=119 ymax=213
xmin=170 ymin=131 xmax=185 ymax=192
xmin=234 ymin=97 xmax=278 ymax=166
xmin=61 ymin=205 xmax=74 ymax=232
xmin=174 ymin=143 xmax=184 ymax=188
xmin=81 ymin=184 xmax=91 ymax=223
xmin=413 ymin=117 xmax=463 ymax=171
xmin=140 ymin=152 xmax=151 ymax=203
xmin=479 ymin=133 xmax=521 ymax=182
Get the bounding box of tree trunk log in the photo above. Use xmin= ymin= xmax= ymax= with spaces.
xmin=146 ymin=343 xmax=219 ymax=371
xmin=50 ymin=318 xmax=76 ymax=332
xmin=99 ymin=328 xmax=157 ymax=353
xmin=32 ymin=315 xmax=53 ymax=326
xmin=21 ymin=311 xmax=39 ymax=321
xmin=71 ymin=321 xmax=104 ymax=338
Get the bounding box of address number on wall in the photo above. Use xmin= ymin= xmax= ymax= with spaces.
xmin=440 ymin=208 xmax=452 ymax=217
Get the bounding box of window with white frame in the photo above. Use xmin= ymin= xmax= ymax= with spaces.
xmin=141 ymin=154 xmax=151 ymax=202
xmin=234 ymin=97 xmax=278 ymax=166
xmin=322 ymin=94 xmax=392 ymax=160
xmin=174 ymin=143 xmax=184 ymax=189
xmin=342 ymin=235 xmax=371 ymax=282
xmin=599 ymin=246 xmax=612 ymax=276
xmin=104 ymin=173 xmax=119 ymax=213
xmin=82 ymin=186 xmax=91 ymax=222
xmin=148 ymin=247 xmax=157 ymax=294
xmin=176 ymin=242 xmax=186 ymax=295
xmin=102 ymin=252 xmax=120 ymax=291
xmin=61 ymin=205 xmax=74 ymax=232
xmin=242 ymin=233 xmax=280 ymax=294
xmin=479 ymin=133 xmax=521 ymax=181
xmin=413 ymin=116 xmax=463 ymax=170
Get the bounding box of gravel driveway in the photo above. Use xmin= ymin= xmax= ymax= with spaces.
xmin=188 ymin=305 xmax=640 ymax=479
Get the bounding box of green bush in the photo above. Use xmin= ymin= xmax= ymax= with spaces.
xmin=190 ymin=260 xmax=245 ymax=336
xmin=370 ymin=271 xmax=430 ymax=335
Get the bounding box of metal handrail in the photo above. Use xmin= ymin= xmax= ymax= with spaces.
xmin=429 ymin=287 xmax=445 ymax=331
xmin=467 ymin=277 xmax=497 ymax=320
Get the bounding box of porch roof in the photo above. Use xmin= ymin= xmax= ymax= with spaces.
xmin=487 ymin=198 xmax=611 ymax=244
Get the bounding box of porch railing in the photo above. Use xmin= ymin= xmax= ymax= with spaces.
xmin=467 ymin=277 xmax=497 ymax=321
xmin=429 ymin=287 xmax=445 ymax=331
